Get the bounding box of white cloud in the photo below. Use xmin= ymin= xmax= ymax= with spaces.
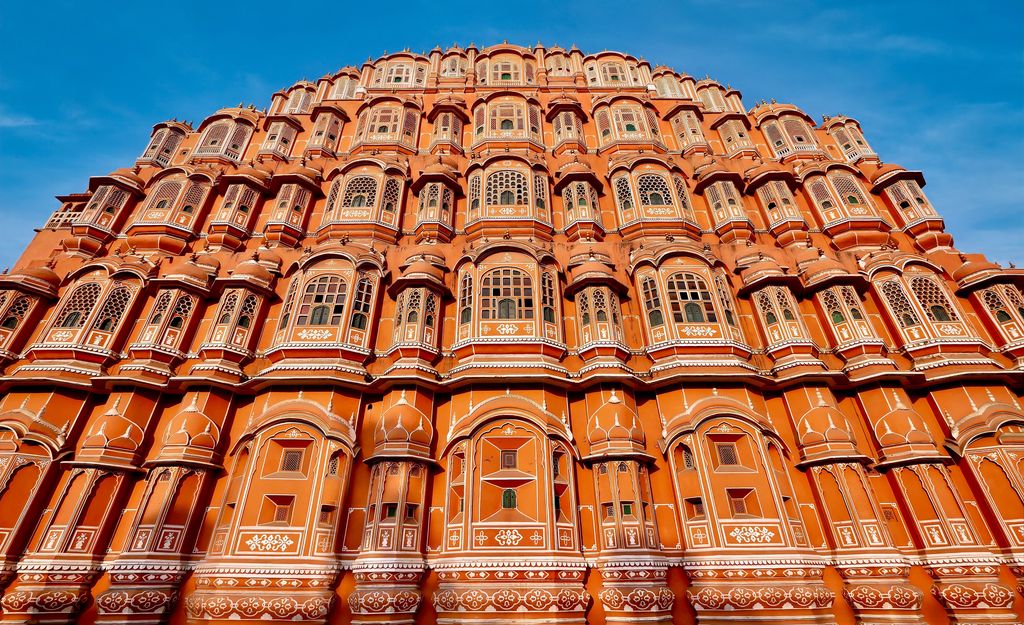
xmin=0 ymin=112 xmax=38 ymax=128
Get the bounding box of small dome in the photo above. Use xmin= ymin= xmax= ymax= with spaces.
xmin=422 ymin=158 xmax=458 ymax=179
xmin=372 ymin=391 xmax=433 ymax=459
xmin=232 ymin=163 xmax=272 ymax=185
xmin=231 ymin=258 xmax=273 ymax=284
xmin=281 ymin=159 xmax=322 ymax=182
xmin=569 ymin=261 xmax=616 ymax=290
xmin=193 ymin=252 xmax=221 ymax=273
xmin=548 ymin=93 xmax=581 ymax=108
xmin=587 ymin=390 xmax=646 ymax=455
xmin=690 ymin=154 xmax=716 ymax=173
xmin=404 ymin=259 xmax=445 ymax=282
xmin=255 ymin=247 xmax=283 ymax=273
xmin=107 ymin=167 xmax=145 ymax=189
xmin=875 ymin=402 xmax=935 ymax=448
xmin=164 ymin=396 xmax=218 ymax=450
xmin=558 ymin=157 xmax=593 ymax=176
xmin=798 ymin=405 xmax=855 ymax=447
xmin=743 ymin=161 xmax=791 ymax=189
xmin=18 ymin=265 xmax=61 ymax=288
xmin=82 ymin=401 xmax=143 ymax=452
xmin=952 ymin=254 xmax=1000 ymax=284
xmin=739 ymin=253 xmax=787 ymax=288
xmin=800 ymin=250 xmax=854 ymax=287
xmin=165 ymin=259 xmax=211 ymax=284
xmin=868 ymin=162 xmax=906 ymax=186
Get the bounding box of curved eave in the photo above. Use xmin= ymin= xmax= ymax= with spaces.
xmin=870 ymin=168 xmax=926 ymax=193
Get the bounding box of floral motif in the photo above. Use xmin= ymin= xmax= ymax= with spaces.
xmin=495 ymin=528 xmax=523 ymax=546
xmin=728 ymin=526 xmax=776 ymax=543
xmin=244 ymin=533 xmax=295 ymax=552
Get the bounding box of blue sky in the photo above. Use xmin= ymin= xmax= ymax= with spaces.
xmin=0 ymin=1 xmax=1020 ymax=269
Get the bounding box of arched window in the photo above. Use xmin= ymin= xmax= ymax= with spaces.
xmin=828 ymin=174 xmax=871 ymax=214
xmin=541 ymin=271 xmax=557 ymax=323
xmin=756 ymin=180 xmax=800 ymax=223
xmin=297 ymin=276 xmax=347 ymax=326
xmin=879 ymin=281 xmax=920 ymax=328
xmin=714 ymin=274 xmax=738 ymax=327
xmin=481 ymin=268 xmax=533 ymax=320
xmin=469 ymin=173 xmax=481 ymax=213
xmin=342 ymin=176 xmax=378 ymax=209
xmin=909 ymin=276 xmax=959 ymax=323
xmin=637 ymin=174 xmax=672 ymax=206
xmin=982 ymin=285 xmax=1024 ymax=330
xmin=681 ymin=445 xmax=695 ymax=469
xmin=381 ymin=178 xmax=401 ymax=215
xmin=612 ymin=106 xmax=645 ymax=136
xmin=55 ymin=283 xmax=102 ymax=329
xmin=167 ymin=294 xmax=194 ymax=330
xmin=534 ymin=174 xmax=547 ymax=211
xmin=562 ymin=181 xmax=601 ymax=224
xmin=489 ymin=103 xmax=525 ymax=135
xmin=350 ymin=276 xmax=375 ymax=330
xmin=613 ymin=176 xmax=636 ymax=223
xmin=485 ymin=170 xmax=529 ymax=207
xmin=0 ymin=296 xmax=30 ymax=330
xmin=641 ymin=276 xmax=664 ymax=327
xmin=808 ymin=180 xmax=838 ymax=213
xmin=596 ymin=110 xmax=612 ymax=139
xmin=459 ymin=274 xmax=473 ymax=325
xmin=216 ymin=291 xmax=238 ymax=326
xmin=578 ymin=290 xmax=591 ymax=325
xmin=666 ymin=273 xmax=717 ymax=323
xmin=91 ymin=285 xmax=134 ymax=333
xmin=236 ymin=294 xmax=259 ymax=329
xmin=147 ymin=290 xmax=171 ymax=325
xmin=145 ymin=181 xmax=183 ymax=213
xmin=502 ymin=489 xmax=517 ymax=509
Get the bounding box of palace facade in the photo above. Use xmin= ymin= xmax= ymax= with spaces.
xmin=0 ymin=43 xmax=1021 ymax=625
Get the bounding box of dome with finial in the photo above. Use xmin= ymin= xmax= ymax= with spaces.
xmin=875 ymin=394 xmax=936 ymax=451
xmin=229 ymin=254 xmax=274 ymax=286
xmin=4 ymin=261 xmax=62 ymax=296
xmin=951 ymin=252 xmax=1002 ymax=290
xmin=738 ymin=252 xmax=790 ymax=290
xmin=372 ymin=390 xmax=433 ymax=460
xmin=798 ymin=392 xmax=857 ymax=448
xmin=226 ymin=161 xmax=272 ymax=188
xmin=162 ymin=256 xmax=215 ymax=288
xmin=81 ymin=399 xmax=144 ymax=453
xmin=797 ymin=247 xmax=860 ymax=290
xmin=163 ymin=394 xmax=219 ymax=451
xmin=103 ymin=167 xmax=146 ymax=191
xmin=587 ymin=389 xmax=646 ymax=456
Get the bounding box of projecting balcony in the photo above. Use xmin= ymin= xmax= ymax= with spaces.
xmin=470 ymin=129 xmax=545 ymax=153
xmin=478 ymin=77 xmax=533 ymax=89
xmin=597 ymin=134 xmax=668 ymax=156
xmin=350 ymin=132 xmax=417 ymax=156
xmin=772 ymin=143 xmax=824 ymax=161
xmin=429 ymin=129 xmax=464 ymax=155
xmin=464 ymin=203 xmax=554 ymax=242
xmin=842 ymin=145 xmax=878 ymax=163
xmin=189 ymin=144 xmax=244 ymax=166
xmin=552 ymin=130 xmax=587 ymax=157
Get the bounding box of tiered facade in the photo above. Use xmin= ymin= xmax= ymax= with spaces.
xmin=0 ymin=43 xmax=1021 ymax=625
